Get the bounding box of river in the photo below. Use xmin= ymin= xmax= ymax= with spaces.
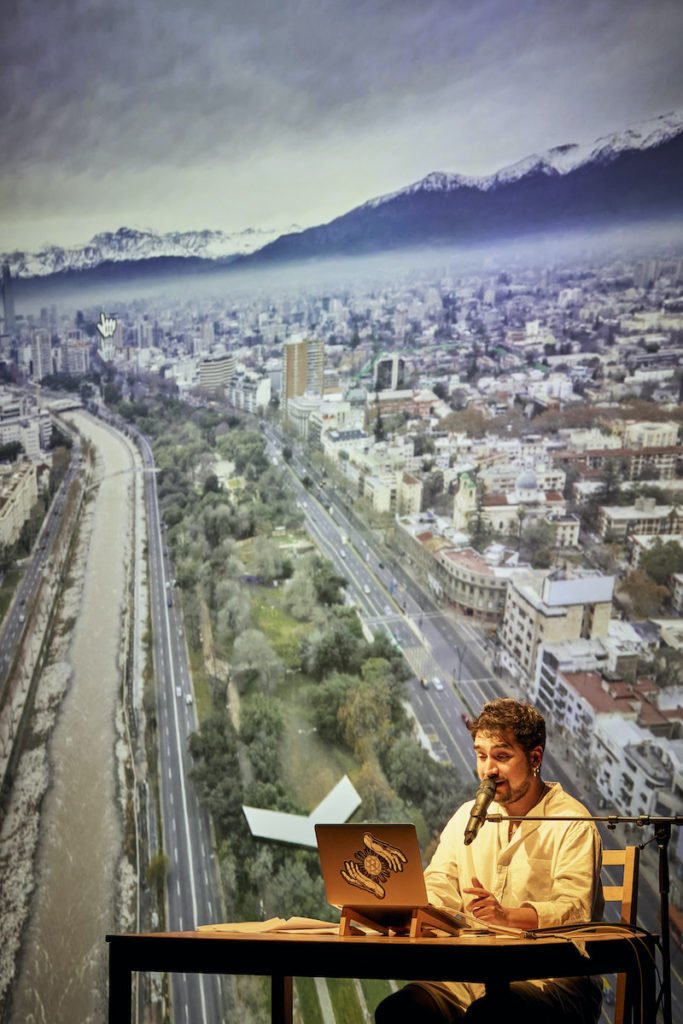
xmin=10 ymin=414 xmax=134 ymax=1024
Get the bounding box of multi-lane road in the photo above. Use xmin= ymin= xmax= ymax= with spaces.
xmin=137 ymin=431 xmax=234 ymax=1023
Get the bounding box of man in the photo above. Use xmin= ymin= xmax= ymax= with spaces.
xmin=375 ymin=698 xmax=603 ymax=1023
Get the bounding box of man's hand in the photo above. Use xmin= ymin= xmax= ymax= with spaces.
xmin=463 ymin=876 xmax=504 ymax=924
xmin=463 ymin=876 xmax=539 ymax=929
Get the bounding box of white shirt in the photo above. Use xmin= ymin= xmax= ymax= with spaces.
xmin=424 ymin=781 xmax=604 ymax=929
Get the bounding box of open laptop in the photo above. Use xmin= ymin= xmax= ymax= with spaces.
xmin=315 ymin=822 xmax=467 ymax=932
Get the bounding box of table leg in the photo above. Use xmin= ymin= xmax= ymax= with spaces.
xmin=108 ymin=943 xmax=132 ymax=1024
xmin=272 ymin=975 xmax=293 ymax=1024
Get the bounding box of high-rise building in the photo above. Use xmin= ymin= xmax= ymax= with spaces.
xmin=197 ymin=350 xmax=236 ymax=390
xmin=31 ymin=329 xmax=53 ymax=381
xmin=282 ymin=337 xmax=324 ymax=405
xmin=1 ymin=263 xmax=16 ymax=334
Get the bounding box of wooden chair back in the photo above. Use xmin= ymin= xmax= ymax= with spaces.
xmin=602 ymin=846 xmax=640 ymax=1024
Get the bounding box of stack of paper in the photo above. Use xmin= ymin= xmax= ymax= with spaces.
xmin=197 ymin=917 xmax=339 ymax=934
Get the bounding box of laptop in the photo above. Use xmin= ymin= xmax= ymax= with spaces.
xmin=315 ymin=822 xmax=466 ymax=931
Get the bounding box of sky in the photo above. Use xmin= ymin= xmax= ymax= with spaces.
xmin=1 ymin=0 xmax=683 ymax=253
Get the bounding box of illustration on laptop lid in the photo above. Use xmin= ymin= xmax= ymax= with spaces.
xmin=315 ymin=823 xmax=429 ymax=910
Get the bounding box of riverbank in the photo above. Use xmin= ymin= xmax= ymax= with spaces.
xmin=0 ymin=416 xmax=147 ymax=1024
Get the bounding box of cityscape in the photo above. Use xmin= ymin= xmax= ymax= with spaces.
xmin=1 ymin=1 xmax=683 ymax=1021
xmin=0 ymin=235 xmax=682 ymax=1022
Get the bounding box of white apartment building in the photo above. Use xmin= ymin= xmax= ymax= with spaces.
xmin=500 ymin=571 xmax=614 ymax=688
xmin=197 ymin=350 xmax=236 ymax=391
xmin=31 ymin=329 xmax=54 ymax=381
xmin=622 ymin=420 xmax=679 ymax=449
xmin=629 ymin=533 xmax=683 ymax=569
xmin=598 ymin=497 xmax=682 ymax=542
xmin=60 ymin=339 xmax=91 ymax=376
xmin=0 ymin=462 xmax=38 ymax=546
xmin=478 ymin=461 xmax=566 ymax=495
xmin=286 ymin=395 xmax=323 ymax=441
xmin=361 ymin=470 xmax=422 ymax=516
xmin=225 ymin=373 xmax=271 ymax=413
xmin=544 ymin=513 xmax=581 ymax=548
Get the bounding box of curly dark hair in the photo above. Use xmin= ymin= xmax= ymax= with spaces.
xmin=466 ymin=698 xmax=545 ymax=753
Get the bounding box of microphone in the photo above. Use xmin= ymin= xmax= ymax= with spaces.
xmin=464 ymin=777 xmax=498 ymax=846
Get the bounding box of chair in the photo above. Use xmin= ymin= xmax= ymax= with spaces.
xmin=602 ymin=846 xmax=640 ymax=1024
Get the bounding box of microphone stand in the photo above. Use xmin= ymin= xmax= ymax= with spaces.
xmin=486 ymin=811 xmax=682 ymax=1024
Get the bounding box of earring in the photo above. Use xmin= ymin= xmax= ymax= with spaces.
xmin=533 ymin=765 xmax=540 ymax=777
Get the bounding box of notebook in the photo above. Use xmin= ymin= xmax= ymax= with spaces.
xmin=315 ymin=822 xmax=465 ymax=931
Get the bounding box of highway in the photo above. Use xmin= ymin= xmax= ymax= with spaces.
xmin=137 ymin=431 xmax=234 ymax=1024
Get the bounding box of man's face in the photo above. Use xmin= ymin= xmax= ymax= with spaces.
xmin=473 ymin=728 xmax=542 ymax=809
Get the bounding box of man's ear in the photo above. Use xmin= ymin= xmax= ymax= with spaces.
xmin=530 ymin=746 xmax=543 ymax=771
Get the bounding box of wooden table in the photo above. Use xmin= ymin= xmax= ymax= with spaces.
xmin=106 ymin=927 xmax=657 ymax=1023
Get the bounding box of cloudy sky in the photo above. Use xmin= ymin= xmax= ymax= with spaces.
xmin=1 ymin=0 xmax=682 ymax=252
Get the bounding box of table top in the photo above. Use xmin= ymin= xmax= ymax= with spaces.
xmin=106 ymin=927 xmax=656 ymax=985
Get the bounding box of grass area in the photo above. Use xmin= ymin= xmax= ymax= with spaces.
xmin=360 ymin=978 xmax=394 ymax=1016
xmin=294 ymin=977 xmax=324 ymax=1024
xmin=280 ymin=680 xmax=357 ymax=811
xmin=252 ymin=591 xmax=308 ymax=666
xmin=0 ymin=568 xmax=22 ymax=621
xmin=326 ymin=978 xmax=364 ymax=1023
xmin=187 ymin=646 xmax=213 ymax=722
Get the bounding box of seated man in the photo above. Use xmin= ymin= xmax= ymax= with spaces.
xmin=375 ymin=698 xmax=603 ymax=1023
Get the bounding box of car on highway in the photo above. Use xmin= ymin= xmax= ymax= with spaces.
xmin=185 ymin=693 xmax=193 ymax=705
xmin=431 ymin=677 xmax=445 ymax=691
xmin=176 ymin=686 xmax=182 ymax=697
xmin=363 ymin=584 xmax=371 ymax=595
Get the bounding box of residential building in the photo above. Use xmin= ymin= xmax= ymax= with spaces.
xmin=555 ymin=445 xmax=681 ymax=481
xmin=197 ymin=350 xmax=236 ymax=390
xmin=282 ymin=337 xmax=324 ymax=406
xmin=544 ymin=513 xmax=580 ymax=548
xmin=361 ymin=470 xmax=423 ymax=515
xmin=434 ymin=544 xmax=522 ymax=622
xmin=31 ymin=329 xmax=53 ymax=381
xmin=629 ymin=533 xmax=683 ymax=569
xmin=500 ymin=570 xmax=615 ymax=687
xmin=1 ymin=263 xmax=16 ymax=334
xmin=598 ymin=497 xmax=681 ymax=542
xmin=0 ymin=462 xmax=38 ymax=546
xmin=622 ymin=421 xmax=679 ymax=449
xmin=285 ymin=395 xmax=322 ymax=441
xmin=535 ymin=665 xmax=682 ymax=816
xmin=225 ymin=372 xmax=271 ymax=413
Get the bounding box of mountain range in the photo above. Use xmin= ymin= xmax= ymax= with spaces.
xmin=4 ymin=111 xmax=683 ymax=282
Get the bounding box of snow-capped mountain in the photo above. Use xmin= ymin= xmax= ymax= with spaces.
xmin=238 ymin=110 xmax=683 ymax=266
xmin=365 ymin=110 xmax=683 ymax=206
xmin=2 ymin=224 xmax=301 ymax=279
xmin=5 ymin=110 xmax=682 ymax=283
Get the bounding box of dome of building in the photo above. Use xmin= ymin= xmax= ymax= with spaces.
xmin=516 ymin=468 xmax=538 ymax=490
